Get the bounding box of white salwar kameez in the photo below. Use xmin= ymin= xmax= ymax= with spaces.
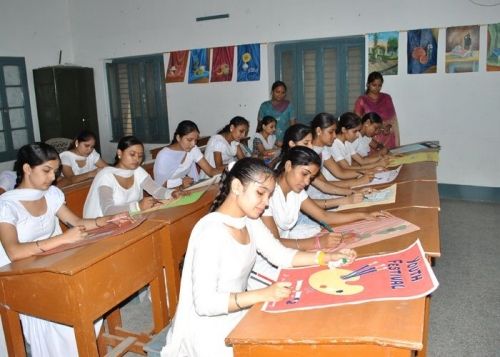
xmin=0 ymin=187 xmax=101 ymax=357
xmin=83 ymin=166 xmax=172 ymax=218
xmin=59 ymin=149 xmax=101 ymax=175
xmin=153 ymin=146 xmax=203 ymax=187
xmin=161 ymin=212 xmax=297 ymax=357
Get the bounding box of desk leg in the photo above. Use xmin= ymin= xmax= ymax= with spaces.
xmin=0 ymin=306 xmax=26 ymax=357
xmin=150 ymin=275 xmax=168 ymax=332
xmin=106 ymin=308 xmax=122 ymax=335
xmin=416 ymin=295 xmax=431 ymax=357
xmin=73 ymin=320 xmax=99 ymax=357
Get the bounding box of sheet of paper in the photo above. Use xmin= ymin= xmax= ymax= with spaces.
xmin=389 ymin=151 xmax=439 ymax=167
xmin=184 ymin=174 xmax=221 ymax=191
xmin=390 ymin=141 xmax=440 ymax=155
xmin=336 ymin=184 xmax=397 ymax=211
xmin=353 ymin=166 xmax=402 ymax=188
xmin=263 ymin=240 xmax=438 ymax=313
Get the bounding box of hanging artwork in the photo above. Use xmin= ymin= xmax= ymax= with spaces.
xmin=165 ymin=50 xmax=189 ymax=83
xmin=445 ymin=26 xmax=480 ymax=73
xmin=487 ymin=23 xmax=500 ymax=71
xmin=211 ymin=46 xmax=234 ymax=82
xmin=237 ymin=44 xmax=260 ymax=81
xmin=368 ymin=31 xmax=399 ymax=75
xmin=407 ymin=29 xmax=438 ymax=74
xmin=188 ymin=49 xmax=210 ymax=83
xmin=263 ymin=240 xmax=438 ymax=313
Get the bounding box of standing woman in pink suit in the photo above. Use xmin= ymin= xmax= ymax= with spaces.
xmin=354 ymin=71 xmax=400 ymax=149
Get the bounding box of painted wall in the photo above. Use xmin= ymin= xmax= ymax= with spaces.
xmin=2 ymin=0 xmax=500 ymax=187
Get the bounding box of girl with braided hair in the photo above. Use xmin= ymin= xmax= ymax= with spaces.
xmin=162 ymin=158 xmax=356 ymax=357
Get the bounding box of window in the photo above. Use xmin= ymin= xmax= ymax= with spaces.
xmin=0 ymin=57 xmax=35 ymax=161
xmin=275 ymin=37 xmax=365 ymax=123
xmin=106 ymin=54 xmax=169 ymax=143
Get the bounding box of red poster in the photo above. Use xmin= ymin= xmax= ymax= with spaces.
xmin=263 ymin=240 xmax=438 ymax=313
xmin=166 ymin=50 xmax=189 ymax=83
xmin=211 ymin=46 xmax=234 ymax=82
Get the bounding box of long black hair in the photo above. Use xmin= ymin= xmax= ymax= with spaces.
xmin=114 ymin=135 xmax=144 ymax=165
xmin=361 ymin=112 xmax=382 ymax=124
xmin=279 ymin=124 xmax=312 ymax=163
xmin=217 ymin=116 xmax=249 ymax=135
xmin=172 ymin=120 xmax=200 ymax=144
xmin=365 ymin=71 xmax=384 ymax=94
xmin=256 ymin=115 xmax=276 ymax=133
xmin=14 ymin=142 xmax=60 ymax=187
xmin=210 ymin=158 xmax=275 ymax=212
xmin=275 ymin=146 xmax=321 ymax=177
xmin=337 ymin=112 xmax=361 ymax=134
xmin=310 ymin=112 xmax=337 ymax=139
xmin=68 ymin=130 xmax=97 ymax=150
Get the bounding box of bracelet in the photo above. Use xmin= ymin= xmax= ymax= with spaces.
xmin=315 ymin=251 xmax=326 ymax=265
xmin=295 ymin=239 xmax=300 ymax=250
xmin=95 ymin=217 xmax=104 ymax=227
xmin=35 ymin=240 xmax=46 ymax=253
xmin=234 ymin=293 xmax=244 ymax=310
xmin=314 ymin=235 xmax=322 ymax=250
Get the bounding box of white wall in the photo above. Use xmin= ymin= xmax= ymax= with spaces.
xmin=2 ymin=0 xmax=500 ymax=186
xmin=0 ymin=0 xmax=74 ymax=171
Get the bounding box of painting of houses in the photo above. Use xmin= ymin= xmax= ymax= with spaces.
xmin=368 ymin=31 xmax=399 ymax=75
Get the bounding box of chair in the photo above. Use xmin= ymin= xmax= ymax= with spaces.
xmin=45 ymin=137 xmax=73 ymax=153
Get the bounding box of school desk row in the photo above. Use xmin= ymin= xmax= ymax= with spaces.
xmin=0 ymin=161 xmax=439 ymax=356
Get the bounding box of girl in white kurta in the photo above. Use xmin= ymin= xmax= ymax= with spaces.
xmin=83 ymin=136 xmax=173 ymax=218
xmin=203 ymin=116 xmax=249 ymax=176
xmin=59 ymin=130 xmax=108 ymax=185
xmin=162 ymin=158 xmax=356 ymax=357
xmin=0 ymin=170 xmax=16 ymax=194
xmin=0 ymin=143 xmax=128 ymax=357
xmin=153 ymin=120 xmax=221 ymax=188
xmin=251 ymin=116 xmax=279 ymax=165
xmin=332 ymin=112 xmax=387 ymax=171
xmin=250 ymin=147 xmax=387 ymax=289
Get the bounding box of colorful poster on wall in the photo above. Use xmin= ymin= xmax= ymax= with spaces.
xmin=487 ymin=23 xmax=500 ymax=71
xmin=368 ymin=31 xmax=399 ymax=75
xmin=445 ymin=26 xmax=480 ymax=73
xmin=188 ymin=49 xmax=210 ymax=83
xmin=237 ymin=44 xmax=260 ymax=81
xmin=263 ymin=240 xmax=438 ymax=313
xmin=165 ymin=50 xmax=189 ymax=83
xmin=407 ymin=29 xmax=438 ymax=74
xmin=211 ymin=46 xmax=234 ymax=82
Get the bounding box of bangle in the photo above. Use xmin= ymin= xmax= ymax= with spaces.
xmin=314 ymin=235 xmax=322 ymax=250
xmin=35 ymin=240 xmax=46 ymax=253
xmin=95 ymin=217 xmax=104 ymax=227
xmin=315 ymin=251 xmax=326 ymax=265
xmin=234 ymin=293 xmax=243 ymax=310
xmin=295 ymin=239 xmax=300 ymax=250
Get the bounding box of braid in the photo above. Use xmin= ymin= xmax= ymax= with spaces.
xmin=210 ymin=168 xmax=231 ymax=212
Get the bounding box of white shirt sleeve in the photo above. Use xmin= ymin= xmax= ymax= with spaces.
xmin=331 ymin=140 xmax=347 ymax=162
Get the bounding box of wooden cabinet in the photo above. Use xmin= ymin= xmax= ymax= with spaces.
xmin=33 ymin=66 xmax=100 ymax=150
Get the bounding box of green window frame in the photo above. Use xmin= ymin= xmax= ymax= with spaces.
xmin=0 ymin=57 xmax=35 ymax=161
xmin=275 ymin=36 xmax=365 ymax=123
xmin=106 ymin=54 xmax=169 ymax=143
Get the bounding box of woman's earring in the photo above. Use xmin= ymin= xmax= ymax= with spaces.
xmin=118 ymin=155 xmax=122 ymax=159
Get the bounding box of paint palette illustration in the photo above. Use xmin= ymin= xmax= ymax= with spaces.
xmin=309 ymin=269 xmax=364 ymax=296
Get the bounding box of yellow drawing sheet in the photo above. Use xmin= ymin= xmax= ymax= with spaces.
xmin=336 ymin=184 xmax=397 ymax=211
xmin=389 ymin=151 xmax=439 ymax=167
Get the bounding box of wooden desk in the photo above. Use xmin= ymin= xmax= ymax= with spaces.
xmin=394 ymin=162 xmax=438 ymax=184
xmin=355 ymin=207 xmax=441 ymax=258
xmin=0 ymin=220 xmax=169 ymax=357
xmin=143 ymin=186 xmax=219 ymax=316
xmin=61 ymin=180 xmax=92 ymax=217
xmin=227 ymin=298 xmax=426 ymax=357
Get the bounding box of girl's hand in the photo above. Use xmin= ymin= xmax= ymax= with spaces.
xmin=262 ymin=282 xmax=292 ymax=302
xmin=347 ymin=192 xmax=364 ymax=204
xmin=171 ymin=188 xmax=189 ymax=199
xmin=182 ymin=176 xmax=194 ymax=188
xmin=365 ymin=210 xmax=390 ymax=220
xmin=329 ymin=248 xmax=357 ymax=265
xmin=356 ymin=173 xmax=373 ymax=186
xmin=320 ymin=232 xmax=343 ymax=249
xmin=139 ymin=197 xmax=160 ymax=210
xmin=62 ymin=226 xmax=87 ymax=244
xmin=359 ymin=187 xmax=377 ymax=195
xmin=107 ymin=212 xmax=132 ymax=227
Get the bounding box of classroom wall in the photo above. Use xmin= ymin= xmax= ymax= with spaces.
xmin=2 ymin=0 xmax=500 ymax=187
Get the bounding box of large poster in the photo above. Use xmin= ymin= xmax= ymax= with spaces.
xmin=211 ymin=46 xmax=234 ymax=82
xmin=368 ymin=31 xmax=399 ymax=75
xmin=408 ymin=29 xmax=438 ymax=74
xmin=165 ymin=50 xmax=189 ymax=83
xmin=188 ymin=49 xmax=210 ymax=83
xmin=446 ymin=26 xmax=480 ymax=73
xmin=237 ymin=44 xmax=260 ymax=81
xmin=487 ymin=23 xmax=500 ymax=71
xmin=263 ymin=240 xmax=438 ymax=313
